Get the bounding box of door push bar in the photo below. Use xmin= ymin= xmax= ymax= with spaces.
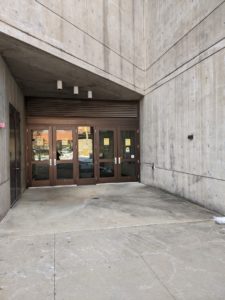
xmin=49 ymin=159 xmax=57 ymax=166
xmin=114 ymin=157 xmax=121 ymax=165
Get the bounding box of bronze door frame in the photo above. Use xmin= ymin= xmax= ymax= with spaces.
xmin=96 ymin=127 xmax=139 ymax=183
xmin=52 ymin=126 xmax=77 ymax=186
xmin=96 ymin=127 xmax=118 ymax=183
xmin=27 ymin=119 xmax=140 ymax=187
xmin=28 ymin=125 xmax=52 ymax=187
xmin=117 ymin=128 xmax=139 ymax=182
xmin=76 ymin=125 xmax=96 ymax=185
xmin=28 ymin=125 xmax=77 ymax=186
xmin=10 ymin=104 xmax=21 ymax=206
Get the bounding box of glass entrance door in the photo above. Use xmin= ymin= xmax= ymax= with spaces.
xmin=29 ymin=126 xmax=76 ymax=186
xmin=53 ymin=127 xmax=75 ymax=185
xmin=98 ymin=129 xmax=117 ymax=182
xmin=96 ymin=128 xmax=139 ymax=183
xmin=30 ymin=127 xmax=52 ymax=186
xmin=28 ymin=124 xmax=139 ymax=186
xmin=118 ymin=130 xmax=138 ymax=181
xmin=77 ymin=126 xmax=95 ymax=184
xmin=10 ymin=104 xmax=21 ymax=206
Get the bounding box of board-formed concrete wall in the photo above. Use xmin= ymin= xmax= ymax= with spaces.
xmin=0 ymin=56 xmax=25 ymax=219
xmin=141 ymin=0 xmax=225 ymax=213
xmin=0 ymin=0 xmax=145 ymax=94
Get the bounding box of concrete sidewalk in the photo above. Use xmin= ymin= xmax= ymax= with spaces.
xmin=0 ymin=183 xmax=225 ymax=299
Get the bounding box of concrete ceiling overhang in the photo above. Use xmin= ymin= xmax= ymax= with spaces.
xmin=0 ymin=33 xmax=142 ymax=101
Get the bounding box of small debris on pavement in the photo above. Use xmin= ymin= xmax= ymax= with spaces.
xmin=213 ymin=216 xmax=225 ymax=224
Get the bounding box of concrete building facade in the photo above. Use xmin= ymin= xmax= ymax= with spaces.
xmin=0 ymin=0 xmax=225 ymax=219
xmin=141 ymin=0 xmax=225 ymax=213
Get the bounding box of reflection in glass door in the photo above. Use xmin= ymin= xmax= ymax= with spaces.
xmin=28 ymin=125 xmax=139 ymax=186
xmin=78 ymin=126 xmax=94 ymax=182
xmin=54 ymin=128 xmax=74 ymax=185
xmin=31 ymin=128 xmax=51 ymax=186
xmin=96 ymin=128 xmax=138 ymax=183
xmin=98 ymin=129 xmax=117 ymax=181
xmin=10 ymin=104 xmax=21 ymax=206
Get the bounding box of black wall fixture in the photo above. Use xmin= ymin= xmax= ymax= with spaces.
xmin=188 ymin=134 xmax=194 ymax=140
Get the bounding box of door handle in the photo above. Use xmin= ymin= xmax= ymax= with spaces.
xmin=16 ymin=168 xmax=20 ymax=170
xmin=49 ymin=159 xmax=52 ymax=166
xmin=54 ymin=159 xmax=56 ymax=166
xmin=118 ymin=157 xmax=121 ymax=164
xmin=114 ymin=157 xmax=117 ymax=164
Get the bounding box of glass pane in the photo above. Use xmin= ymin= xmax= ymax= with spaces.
xmin=100 ymin=162 xmax=114 ymax=177
xmin=56 ymin=130 xmax=73 ymax=160
xmin=99 ymin=130 xmax=114 ymax=159
xmin=32 ymin=130 xmax=49 ymax=161
xmin=32 ymin=164 xmax=49 ymax=180
xmin=121 ymin=130 xmax=135 ymax=159
xmin=78 ymin=126 xmax=94 ymax=179
xmin=121 ymin=161 xmax=136 ymax=177
xmin=57 ymin=163 xmax=73 ymax=179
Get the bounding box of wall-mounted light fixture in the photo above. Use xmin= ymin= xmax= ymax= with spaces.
xmin=88 ymin=90 xmax=93 ymax=99
xmin=73 ymin=86 xmax=79 ymax=94
xmin=57 ymin=80 xmax=63 ymax=90
xmin=0 ymin=122 xmax=6 ymax=128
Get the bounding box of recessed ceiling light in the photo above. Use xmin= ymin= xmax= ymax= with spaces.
xmin=73 ymin=86 xmax=79 ymax=94
xmin=57 ymin=80 xmax=63 ymax=90
xmin=88 ymin=90 xmax=93 ymax=99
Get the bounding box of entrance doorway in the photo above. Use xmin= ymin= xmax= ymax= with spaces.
xmin=9 ymin=104 xmax=21 ymax=206
xmin=29 ymin=126 xmax=76 ymax=186
xmin=27 ymin=123 xmax=139 ymax=186
xmin=97 ymin=128 xmax=138 ymax=182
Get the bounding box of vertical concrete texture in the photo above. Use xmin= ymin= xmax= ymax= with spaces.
xmin=0 ymin=0 xmax=145 ymax=94
xmin=0 ymin=56 xmax=25 ymax=220
xmin=141 ymin=0 xmax=225 ymax=213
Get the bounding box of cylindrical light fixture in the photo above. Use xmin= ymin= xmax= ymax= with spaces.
xmin=57 ymin=80 xmax=63 ymax=90
xmin=73 ymin=86 xmax=79 ymax=94
xmin=88 ymin=90 xmax=93 ymax=99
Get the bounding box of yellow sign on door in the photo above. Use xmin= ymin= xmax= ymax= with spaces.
xmin=104 ymin=138 xmax=110 ymax=146
xmin=125 ymin=138 xmax=131 ymax=146
xmin=78 ymin=139 xmax=93 ymax=157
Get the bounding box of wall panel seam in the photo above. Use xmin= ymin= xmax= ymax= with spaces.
xmin=0 ymin=20 xmax=144 ymax=93
xmin=145 ymin=37 xmax=225 ymax=94
xmin=145 ymin=0 xmax=225 ymax=71
xmin=34 ymin=0 xmax=145 ymax=71
xmin=0 ymin=179 xmax=10 ymax=186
